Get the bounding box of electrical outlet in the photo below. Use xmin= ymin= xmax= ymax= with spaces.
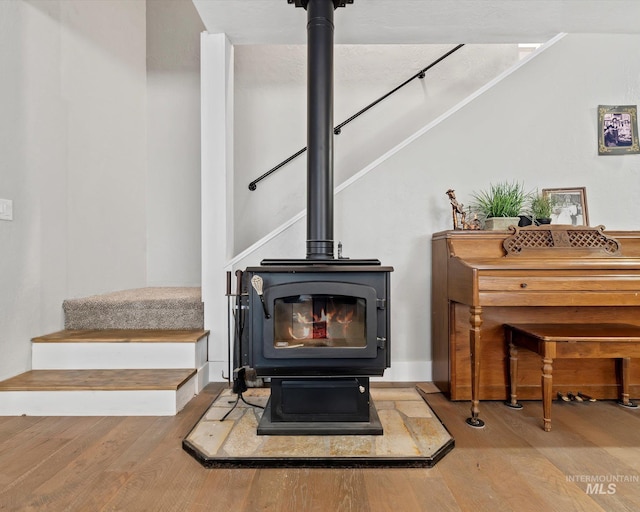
xmin=0 ymin=199 xmax=13 ymax=221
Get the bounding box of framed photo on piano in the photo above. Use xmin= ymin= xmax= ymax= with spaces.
xmin=542 ymin=187 xmax=589 ymax=226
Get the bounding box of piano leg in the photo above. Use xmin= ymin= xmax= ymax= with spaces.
xmin=466 ymin=305 xmax=485 ymax=428
xmin=617 ymin=357 xmax=638 ymax=408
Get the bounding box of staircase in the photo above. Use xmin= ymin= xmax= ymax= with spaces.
xmin=0 ymin=288 xmax=209 ymax=416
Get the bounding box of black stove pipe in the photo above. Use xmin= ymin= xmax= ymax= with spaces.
xmin=305 ymin=0 xmax=335 ymax=260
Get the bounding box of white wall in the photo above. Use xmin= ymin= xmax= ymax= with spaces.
xmin=0 ymin=0 xmax=43 ymax=380
xmin=146 ymin=0 xmax=204 ymax=286
xmin=63 ymin=1 xmax=147 ymax=298
xmin=0 ymin=0 xmax=147 ymax=380
xmin=233 ymin=44 xmax=519 ymax=254
xmin=227 ymin=33 xmax=640 ymax=380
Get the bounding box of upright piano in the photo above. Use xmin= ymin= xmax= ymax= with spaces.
xmin=431 ymin=226 xmax=640 ymax=425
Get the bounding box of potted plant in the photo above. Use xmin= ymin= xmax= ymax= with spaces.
xmin=530 ymin=192 xmax=555 ymax=225
xmin=471 ymin=181 xmax=529 ymax=230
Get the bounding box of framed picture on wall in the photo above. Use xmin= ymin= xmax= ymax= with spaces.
xmin=542 ymin=187 xmax=589 ymax=226
xmin=598 ymin=105 xmax=640 ymax=155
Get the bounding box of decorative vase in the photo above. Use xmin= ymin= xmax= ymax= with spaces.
xmin=484 ymin=217 xmax=520 ymax=231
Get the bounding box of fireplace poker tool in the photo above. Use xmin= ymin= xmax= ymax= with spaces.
xmin=220 ymin=367 xmax=265 ymax=421
xmin=224 ymin=271 xmax=232 ymax=384
xmin=220 ymin=271 xmax=264 ymax=422
xmin=250 ymin=275 xmax=270 ymax=318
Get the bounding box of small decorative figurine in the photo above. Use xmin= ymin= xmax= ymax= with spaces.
xmin=465 ymin=212 xmax=481 ymax=230
xmin=446 ymin=189 xmax=480 ymax=230
xmin=446 ymin=189 xmax=464 ymax=229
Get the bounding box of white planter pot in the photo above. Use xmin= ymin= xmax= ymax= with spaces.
xmin=484 ymin=217 xmax=520 ymax=231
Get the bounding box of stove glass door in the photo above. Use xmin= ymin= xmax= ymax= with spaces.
xmin=273 ymin=294 xmax=366 ymax=349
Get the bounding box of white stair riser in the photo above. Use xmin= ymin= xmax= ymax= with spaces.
xmin=0 ymin=374 xmax=198 ymax=416
xmin=0 ymin=391 xmax=180 ymax=416
xmin=32 ymin=340 xmax=207 ymax=370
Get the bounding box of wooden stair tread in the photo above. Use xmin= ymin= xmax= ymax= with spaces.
xmin=32 ymin=329 xmax=209 ymax=344
xmin=0 ymin=369 xmax=197 ymax=391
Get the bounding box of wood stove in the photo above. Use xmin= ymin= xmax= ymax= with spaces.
xmin=239 ymin=0 xmax=392 ymax=435
xmin=242 ymin=261 xmax=391 ymax=434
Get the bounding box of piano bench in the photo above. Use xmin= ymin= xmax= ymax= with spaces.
xmin=503 ymin=323 xmax=640 ymax=431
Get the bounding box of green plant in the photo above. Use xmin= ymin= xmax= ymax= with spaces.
xmin=530 ymin=192 xmax=555 ymax=220
xmin=471 ymin=181 xmax=529 ymax=218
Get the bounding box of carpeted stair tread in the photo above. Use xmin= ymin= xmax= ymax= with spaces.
xmin=63 ymin=287 xmax=203 ymax=308
xmin=63 ymin=287 xmax=204 ymax=330
xmin=0 ymin=369 xmax=197 ymax=391
xmin=32 ymin=329 xmax=209 ymax=344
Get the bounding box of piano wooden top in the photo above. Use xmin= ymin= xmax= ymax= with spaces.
xmin=433 ymin=226 xmax=640 ymax=259
xmin=432 ymin=226 xmax=640 ymax=307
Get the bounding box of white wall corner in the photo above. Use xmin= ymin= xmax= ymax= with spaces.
xmin=371 ymin=361 xmax=432 ymax=383
xmin=201 ymin=32 xmax=234 ymax=379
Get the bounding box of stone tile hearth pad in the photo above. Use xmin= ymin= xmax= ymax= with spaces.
xmin=183 ymin=386 xmax=454 ymax=468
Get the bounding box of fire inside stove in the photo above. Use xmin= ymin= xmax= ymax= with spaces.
xmin=273 ymin=295 xmax=366 ymax=348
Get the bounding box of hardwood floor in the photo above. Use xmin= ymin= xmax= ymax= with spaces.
xmin=1 ymin=383 xmax=640 ymax=511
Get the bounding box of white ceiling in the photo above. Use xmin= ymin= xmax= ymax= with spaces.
xmin=192 ymin=0 xmax=640 ymax=45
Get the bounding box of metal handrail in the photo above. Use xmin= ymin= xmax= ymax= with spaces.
xmin=248 ymin=44 xmax=465 ymax=191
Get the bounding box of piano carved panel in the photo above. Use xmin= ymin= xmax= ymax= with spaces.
xmin=503 ymin=225 xmax=621 ymax=257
